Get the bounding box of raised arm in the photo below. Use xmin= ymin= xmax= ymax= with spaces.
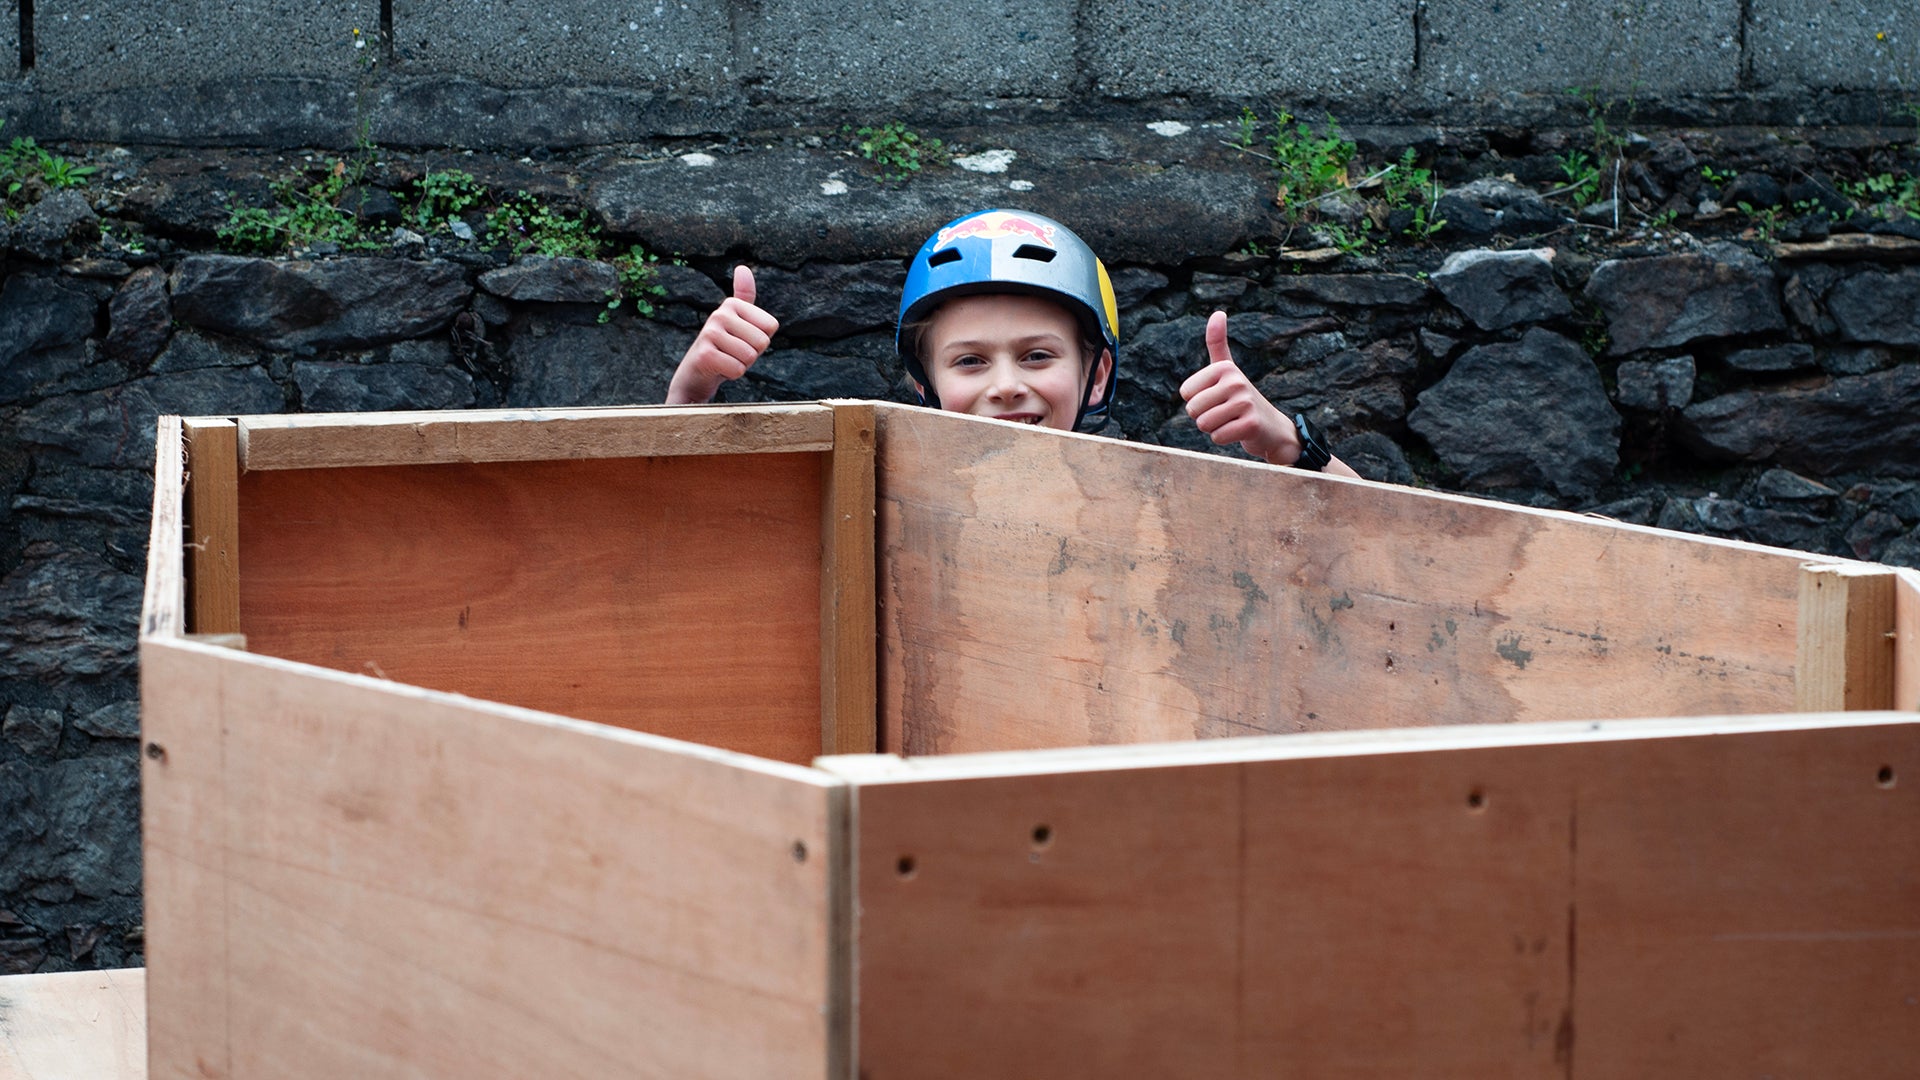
xmin=665 ymin=265 xmax=781 ymax=405
xmin=1178 ymin=311 xmax=1360 ymax=479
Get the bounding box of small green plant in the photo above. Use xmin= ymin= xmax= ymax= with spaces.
xmin=852 ymin=122 xmax=945 ymax=180
xmin=1846 ymin=171 xmax=1920 ymax=219
xmin=1700 ymin=164 xmax=1736 ymax=187
xmin=483 ymin=193 xmax=604 ymax=259
xmin=0 ymin=121 xmax=98 ymax=217
xmin=216 ymin=160 xmax=380 ymax=254
xmin=1269 ymin=111 xmax=1356 ymax=214
xmin=1319 ymin=219 xmax=1372 ymax=256
xmin=1643 ymin=207 xmax=1679 ymax=232
xmin=1232 ymin=107 xmax=1260 ymax=151
xmin=409 ymin=169 xmax=486 ymax=232
xmin=1557 ymin=150 xmax=1604 ymax=209
xmin=1737 ymin=201 xmax=1780 ymax=243
xmin=1378 ymin=147 xmax=1447 ymax=239
xmin=600 ymin=245 xmax=671 ymax=322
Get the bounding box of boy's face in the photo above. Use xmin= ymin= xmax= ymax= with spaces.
xmin=920 ymin=294 xmax=1112 ymax=431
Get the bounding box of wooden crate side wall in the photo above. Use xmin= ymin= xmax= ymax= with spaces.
xmin=236 ymin=453 xmax=826 ymax=764
xmin=841 ymin=716 xmax=1920 ymax=1078
xmin=873 ymin=407 xmax=1824 ymax=754
xmin=0 ymin=969 xmax=146 ymax=1080
xmin=140 ymin=640 xmax=845 ymax=1080
xmin=1898 ymin=569 xmax=1920 ymax=713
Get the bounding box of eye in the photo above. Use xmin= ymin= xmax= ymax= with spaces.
xmin=949 ymin=353 xmax=987 ymax=369
xmin=1022 ymin=350 xmax=1058 ymax=365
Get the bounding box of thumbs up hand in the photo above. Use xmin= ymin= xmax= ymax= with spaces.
xmin=1178 ymin=311 xmax=1303 ymax=466
xmin=666 ymin=266 xmax=782 ymax=405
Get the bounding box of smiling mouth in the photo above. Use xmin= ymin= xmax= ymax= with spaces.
xmin=994 ymin=413 xmax=1044 ymax=425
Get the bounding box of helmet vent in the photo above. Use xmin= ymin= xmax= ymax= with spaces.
xmin=1012 ymin=244 xmax=1057 ymax=262
xmin=926 ymin=248 xmax=962 ymax=267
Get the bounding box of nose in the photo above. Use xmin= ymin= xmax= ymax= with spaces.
xmin=985 ymin=359 xmax=1026 ymax=402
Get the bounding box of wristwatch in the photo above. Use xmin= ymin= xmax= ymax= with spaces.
xmin=1290 ymin=412 xmax=1332 ymax=472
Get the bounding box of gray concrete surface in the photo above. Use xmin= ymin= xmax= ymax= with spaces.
xmin=1419 ymin=0 xmax=1741 ymax=98
xmin=6 ymin=0 xmax=1916 ymax=143
xmin=3 ymin=0 xmax=18 ymax=81
xmin=1749 ymin=0 xmax=1920 ymax=90
xmin=1085 ymin=0 xmax=1414 ymax=100
xmin=31 ymin=0 xmax=378 ymax=91
xmin=391 ymin=0 xmax=731 ymax=92
xmin=739 ymin=0 xmax=1077 ymax=104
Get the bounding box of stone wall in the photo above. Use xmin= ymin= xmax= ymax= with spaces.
xmin=4 ymin=122 xmax=1920 ymax=974
xmin=3 ymin=0 xmax=1920 ymax=146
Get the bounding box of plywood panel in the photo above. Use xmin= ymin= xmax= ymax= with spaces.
xmin=874 ymin=407 xmax=1837 ymax=754
xmin=821 ymin=403 xmax=877 ymax=755
xmin=1797 ymin=563 xmax=1898 ymax=710
xmin=140 ymin=640 xmax=845 ymax=1080
xmin=184 ymin=419 xmax=241 ymax=634
xmin=1896 ymin=569 xmax=1920 ymax=713
xmin=237 ymin=403 xmax=834 ymax=470
xmin=0 ymin=969 xmax=146 ymax=1080
xmin=831 ymin=712 xmax=1920 ymax=1079
xmin=238 ymin=453 xmax=824 ymax=763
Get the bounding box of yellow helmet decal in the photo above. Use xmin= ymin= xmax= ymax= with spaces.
xmin=1096 ymin=259 xmax=1119 ymax=345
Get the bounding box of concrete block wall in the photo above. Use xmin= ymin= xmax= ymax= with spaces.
xmin=1 ymin=0 xmax=1917 ymax=145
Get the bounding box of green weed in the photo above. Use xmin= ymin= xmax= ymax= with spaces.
xmin=0 ymin=121 xmax=98 ymax=218
xmin=1269 ymin=111 xmax=1356 ymax=214
xmin=601 ymin=245 xmax=671 ymax=322
xmin=1379 ymin=147 xmax=1447 ymax=240
xmin=483 ymin=193 xmax=604 ymax=258
xmin=409 ymin=169 xmax=486 ymax=232
xmin=852 ymin=122 xmax=946 ymax=181
xmin=1557 ymin=150 xmax=1604 ymax=210
xmin=216 ymin=160 xmax=380 ymax=254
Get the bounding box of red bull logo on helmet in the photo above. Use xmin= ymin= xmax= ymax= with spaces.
xmin=932 ymin=211 xmax=1057 ymax=250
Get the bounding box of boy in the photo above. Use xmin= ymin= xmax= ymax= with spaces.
xmin=666 ymin=209 xmax=1358 ymax=477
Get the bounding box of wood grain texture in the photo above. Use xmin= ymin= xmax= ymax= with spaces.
xmin=185 ymin=419 xmax=241 ymax=634
xmin=874 ymin=406 xmax=1844 ymax=754
xmin=237 ymin=453 xmax=824 ymax=763
xmin=1896 ymin=569 xmax=1920 ymax=713
xmin=0 ymin=969 xmax=147 ymax=1080
xmin=238 ymin=404 xmax=834 ymax=471
xmin=1798 ymin=563 xmax=1898 ymax=711
xmin=140 ymin=640 xmax=844 ymax=1080
xmin=143 ymin=415 xmax=186 ymax=639
xmin=832 ymin=712 xmax=1920 ymax=1079
xmin=822 ymin=403 xmax=878 ymax=756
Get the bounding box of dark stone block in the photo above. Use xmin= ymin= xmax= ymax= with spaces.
xmin=1407 ymin=328 xmax=1620 ymax=499
xmin=1846 ymin=510 xmax=1907 ymax=561
xmin=1724 ymin=344 xmax=1815 ymax=372
xmin=1110 ymin=266 xmax=1169 ymax=310
xmin=0 ymin=276 xmax=100 ymax=405
xmin=478 ymin=256 xmax=621 ymax=304
xmin=1582 ymin=496 xmax=1656 ymax=525
xmin=652 ymin=263 xmax=727 ymax=310
xmin=1430 ymin=248 xmax=1570 ymax=331
xmin=1821 ymin=346 xmax=1892 ymax=376
xmin=100 ymin=267 xmax=172 ymax=370
xmin=1884 ymin=526 xmax=1920 ymax=569
xmin=1615 ymin=356 xmax=1696 ymax=411
xmin=504 ymin=315 xmax=692 ymax=408
xmin=1585 ymin=243 xmax=1784 ymax=354
xmin=750 ymin=261 xmax=907 ymax=340
xmin=3 ymin=706 xmax=64 ymax=756
xmin=0 ymin=755 xmax=142 ymax=899
xmin=170 ymin=255 xmax=472 ymax=351
xmin=1723 ymin=172 xmax=1784 ymax=210
xmin=0 ymin=547 xmax=143 ymax=688
xmin=148 ymin=330 xmax=259 ymax=374
xmin=1331 ymin=431 xmax=1413 ymax=485
xmin=1265 ymin=273 xmax=1430 ymax=310
xmin=293 ymin=359 xmax=477 ymax=413
xmin=15 ymin=367 xmax=286 ymax=468
xmin=1260 ymin=338 xmax=1418 ymax=430
xmin=742 ymin=348 xmax=896 ymax=401
xmin=1827 ymin=268 xmax=1920 ymax=345
xmin=9 ymin=192 xmax=100 ymax=262
xmin=1753 ymin=468 xmax=1837 ymax=503
xmin=1740 ymin=507 xmax=1833 ymax=554
xmin=1677 ymin=364 xmax=1920 ymax=478
xmin=72 ymin=701 xmax=139 ymax=741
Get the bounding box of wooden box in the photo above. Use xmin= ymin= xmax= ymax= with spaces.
xmin=141 ymin=402 xmax=1920 ymax=1078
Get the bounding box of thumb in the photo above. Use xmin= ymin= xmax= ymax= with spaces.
xmin=1205 ymin=310 xmax=1235 ymax=366
xmin=733 ymin=264 xmax=756 ymax=305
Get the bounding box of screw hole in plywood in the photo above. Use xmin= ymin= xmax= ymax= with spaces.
xmin=1031 ymin=824 xmax=1053 ymax=849
xmin=896 ymin=855 xmax=917 ymax=880
xmin=1466 ymin=788 xmax=1487 ymax=811
xmin=1878 ymin=765 xmax=1896 ymax=789
xmin=145 ymin=742 xmax=166 ymax=762
xmin=791 ymin=840 xmax=808 ymax=863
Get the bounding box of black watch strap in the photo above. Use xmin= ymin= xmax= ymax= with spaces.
xmin=1291 ymin=412 xmax=1332 ymax=471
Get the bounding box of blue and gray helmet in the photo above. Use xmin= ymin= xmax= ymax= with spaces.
xmin=896 ymin=209 xmax=1121 ymax=429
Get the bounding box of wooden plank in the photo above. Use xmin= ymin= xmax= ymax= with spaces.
xmin=872 ymin=405 xmax=1855 ymax=755
xmin=184 ymin=418 xmax=241 ymax=634
xmin=827 ymin=711 xmax=1920 ymax=1079
xmin=0 ymin=969 xmax=147 ymax=1080
xmin=821 ymin=403 xmax=878 ymax=756
xmin=142 ymin=415 xmax=187 ymax=639
xmin=1896 ymin=569 xmax=1920 ymax=713
xmin=1797 ymin=563 xmax=1898 ymax=711
xmin=236 ymin=403 xmax=836 ymax=471
xmin=237 ymin=453 xmax=825 ymax=764
xmin=141 ymin=639 xmax=844 ymax=1080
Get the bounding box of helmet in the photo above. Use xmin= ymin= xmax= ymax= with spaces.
xmin=896 ymin=209 xmax=1120 ymax=429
